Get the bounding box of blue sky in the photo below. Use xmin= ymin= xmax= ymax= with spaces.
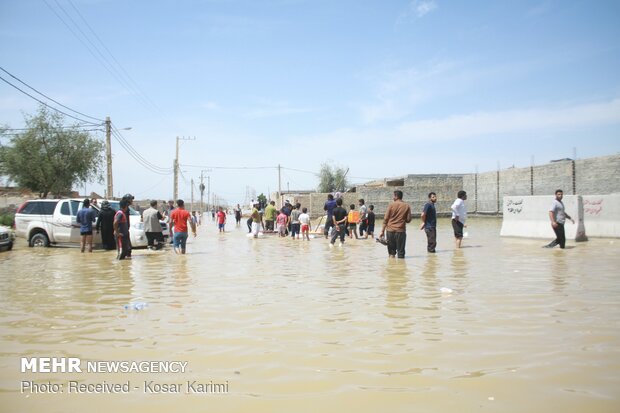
xmin=1 ymin=0 xmax=619 ymax=204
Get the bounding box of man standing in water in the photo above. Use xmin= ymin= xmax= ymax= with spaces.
xmin=96 ymin=200 xmax=116 ymax=250
xmin=170 ymin=199 xmax=197 ymax=254
xmin=420 ymin=192 xmax=437 ymax=253
xmin=545 ymin=189 xmax=574 ymax=249
xmin=379 ymin=190 xmax=412 ymax=258
xmin=451 ymin=190 xmax=467 ymax=249
xmin=143 ymin=200 xmax=164 ymax=250
xmin=76 ymin=198 xmax=95 ymax=253
xmin=323 ymin=194 xmax=337 ymax=239
xmin=264 ymin=200 xmax=277 ymax=232
xmin=251 ymin=203 xmax=262 ymax=238
xmin=329 ymin=198 xmax=348 ymax=246
xmin=166 ymin=200 xmax=176 ymax=244
xmin=114 ymin=200 xmax=131 ymax=260
xmin=234 ymin=204 xmax=242 ymax=226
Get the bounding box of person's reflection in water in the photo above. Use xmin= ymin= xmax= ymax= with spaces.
xmin=551 ymin=249 xmax=569 ymax=294
xmin=449 ymin=250 xmax=471 ymax=315
xmin=383 ymin=260 xmax=411 ymax=336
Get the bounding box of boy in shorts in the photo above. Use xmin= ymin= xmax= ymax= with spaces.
xmin=299 ymin=207 xmax=311 ymax=241
xmin=347 ymin=204 xmax=360 ymax=239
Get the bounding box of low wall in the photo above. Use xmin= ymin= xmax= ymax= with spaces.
xmin=582 ymin=194 xmax=620 ymax=238
xmin=500 ymin=195 xmax=587 ymax=241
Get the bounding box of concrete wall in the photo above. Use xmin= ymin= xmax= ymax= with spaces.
xmin=462 ymin=154 xmax=620 ymax=213
xmin=277 ymin=154 xmax=620 ymax=222
xmin=576 ymin=155 xmax=620 ymax=194
xmin=500 ymin=195 xmax=587 ymax=241
xmin=533 ymin=161 xmax=573 ymax=195
xmin=473 ymin=171 xmax=499 ymax=213
xmin=582 ymin=194 xmax=620 ymax=238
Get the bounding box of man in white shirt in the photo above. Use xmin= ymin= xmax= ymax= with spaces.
xmin=544 ymin=189 xmax=574 ymax=249
xmin=451 ymin=190 xmax=467 ymax=249
xmin=143 ymin=200 xmax=164 ymax=250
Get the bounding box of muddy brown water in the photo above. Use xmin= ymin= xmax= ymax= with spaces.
xmin=1 ymin=218 xmax=619 ymax=412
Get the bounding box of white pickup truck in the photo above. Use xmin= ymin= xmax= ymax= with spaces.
xmin=14 ymin=198 xmax=168 ymax=248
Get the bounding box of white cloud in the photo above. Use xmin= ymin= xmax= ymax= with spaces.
xmin=414 ymin=0 xmax=438 ymax=18
xmin=396 ymin=0 xmax=438 ymax=26
xmin=395 ymin=99 xmax=620 ymax=141
xmin=301 ymin=99 xmax=620 ymax=148
xmin=360 ymin=60 xmax=458 ymax=123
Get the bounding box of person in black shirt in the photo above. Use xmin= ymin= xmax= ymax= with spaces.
xmin=96 ymin=200 xmax=116 ymax=250
xmin=365 ymin=205 xmax=376 ymax=239
xmin=330 ymin=198 xmax=348 ymax=246
xmin=420 ymin=192 xmax=438 ymax=253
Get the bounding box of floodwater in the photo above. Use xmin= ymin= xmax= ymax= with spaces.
xmin=1 ymin=218 xmax=619 ymax=413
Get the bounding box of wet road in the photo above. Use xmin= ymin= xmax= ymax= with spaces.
xmin=1 ymin=218 xmax=619 ymax=412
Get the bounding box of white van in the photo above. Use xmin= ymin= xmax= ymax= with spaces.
xmin=14 ymin=198 xmax=156 ymax=248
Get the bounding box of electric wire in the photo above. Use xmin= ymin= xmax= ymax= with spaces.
xmin=111 ymin=125 xmax=172 ymax=172
xmin=110 ymin=129 xmax=172 ymax=175
xmin=44 ymin=0 xmax=166 ymax=120
xmin=65 ymin=0 xmax=165 ymax=118
xmin=42 ymin=0 xmax=135 ymax=101
xmin=0 ymin=66 xmax=103 ymax=122
xmin=180 ymin=164 xmax=276 ymax=170
xmin=0 ymin=74 xmax=101 ymax=125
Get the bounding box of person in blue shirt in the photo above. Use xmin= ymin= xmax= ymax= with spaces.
xmin=323 ymin=194 xmax=337 ymax=239
xmin=420 ymin=192 xmax=437 ymax=253
xmin=76 ymin=198 xmax=95 ymax=253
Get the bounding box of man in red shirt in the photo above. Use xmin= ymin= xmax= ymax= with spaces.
xmin=169 ymin=199 xmax=197 ymax=254
xmin=216 ymin=206 xmax=227 ymax=232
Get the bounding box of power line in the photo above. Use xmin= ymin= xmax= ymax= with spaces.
xmin=66 ymin=0 xmax=165 ymax=119
xmin=111 ymin=124 xmax=172 ymax=172
xmin=281 ymin=166 xmax=319 ymax=176
xmin=1 ymin=125 xmax=102 ymax=132
xmin=180 ymin=164 xmax=277 ymax=170
xmin=44 ymin=0 xmax=166 ymax=120
xmin=110 ymin=127 xmax=172 ymax=175
xmin=0 ymin=74 xmax=101 ymax=125
xmin=0 ymin=66 xmax=103 ymax=122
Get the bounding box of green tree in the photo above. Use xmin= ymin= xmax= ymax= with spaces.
xmin=0 ymin=105 xmax=104 ymax=198
xmin=317 ymin=162 xmax=349 ymax=193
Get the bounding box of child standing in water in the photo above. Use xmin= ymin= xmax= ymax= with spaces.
xmin=299 ymin=207 xmax=311 ymax=241
xmin=365 ymin=205 xmax=376 ymax=239
xmin=347 ymin=204 xmax=360 ymax=239
xmin=216 ymin=206 xmax=226 ymax=232
xmin=276 ymin=209 xmax=288 ymax=237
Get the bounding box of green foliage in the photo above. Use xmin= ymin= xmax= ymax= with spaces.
xmin=0 ymin=105 xmax=104 ymax=198
xmin=0 ymin=213 xmax=14 ymax=227
xmin=257 ymin=193 xmax=267 ymax=204
xmin=318 ymin=162 xmax=349 ymax=193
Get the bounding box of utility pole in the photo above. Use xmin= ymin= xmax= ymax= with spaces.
xmin=207 ymin=176 xmax=211 ymax=212
xmin=173 ymin=136 xmax=179 ymax=200
xmin=105 ymin=116 xmax=113 ymax=199
xmin=173 ymin=136 xmax=196 ymax=200
xmin=200 ymin=172 xmax=205 ymax=213
xmin=278 ymin=163 xmax=282 ymax=207
xmin=191 ymin=178 xmax=194 ymax=212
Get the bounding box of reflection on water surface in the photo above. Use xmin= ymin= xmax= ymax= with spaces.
xmin=1 ymin=218 xmax=619 ymax=412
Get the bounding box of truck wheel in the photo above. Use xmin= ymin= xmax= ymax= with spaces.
xmin=29 ymin=232 xmax=50 ymax=247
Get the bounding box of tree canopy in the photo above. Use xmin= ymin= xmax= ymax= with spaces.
xmin=0 ymin=105 xmax=104 ymax=198
xmin=317 ymin=162 xmax=349 ymax=193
